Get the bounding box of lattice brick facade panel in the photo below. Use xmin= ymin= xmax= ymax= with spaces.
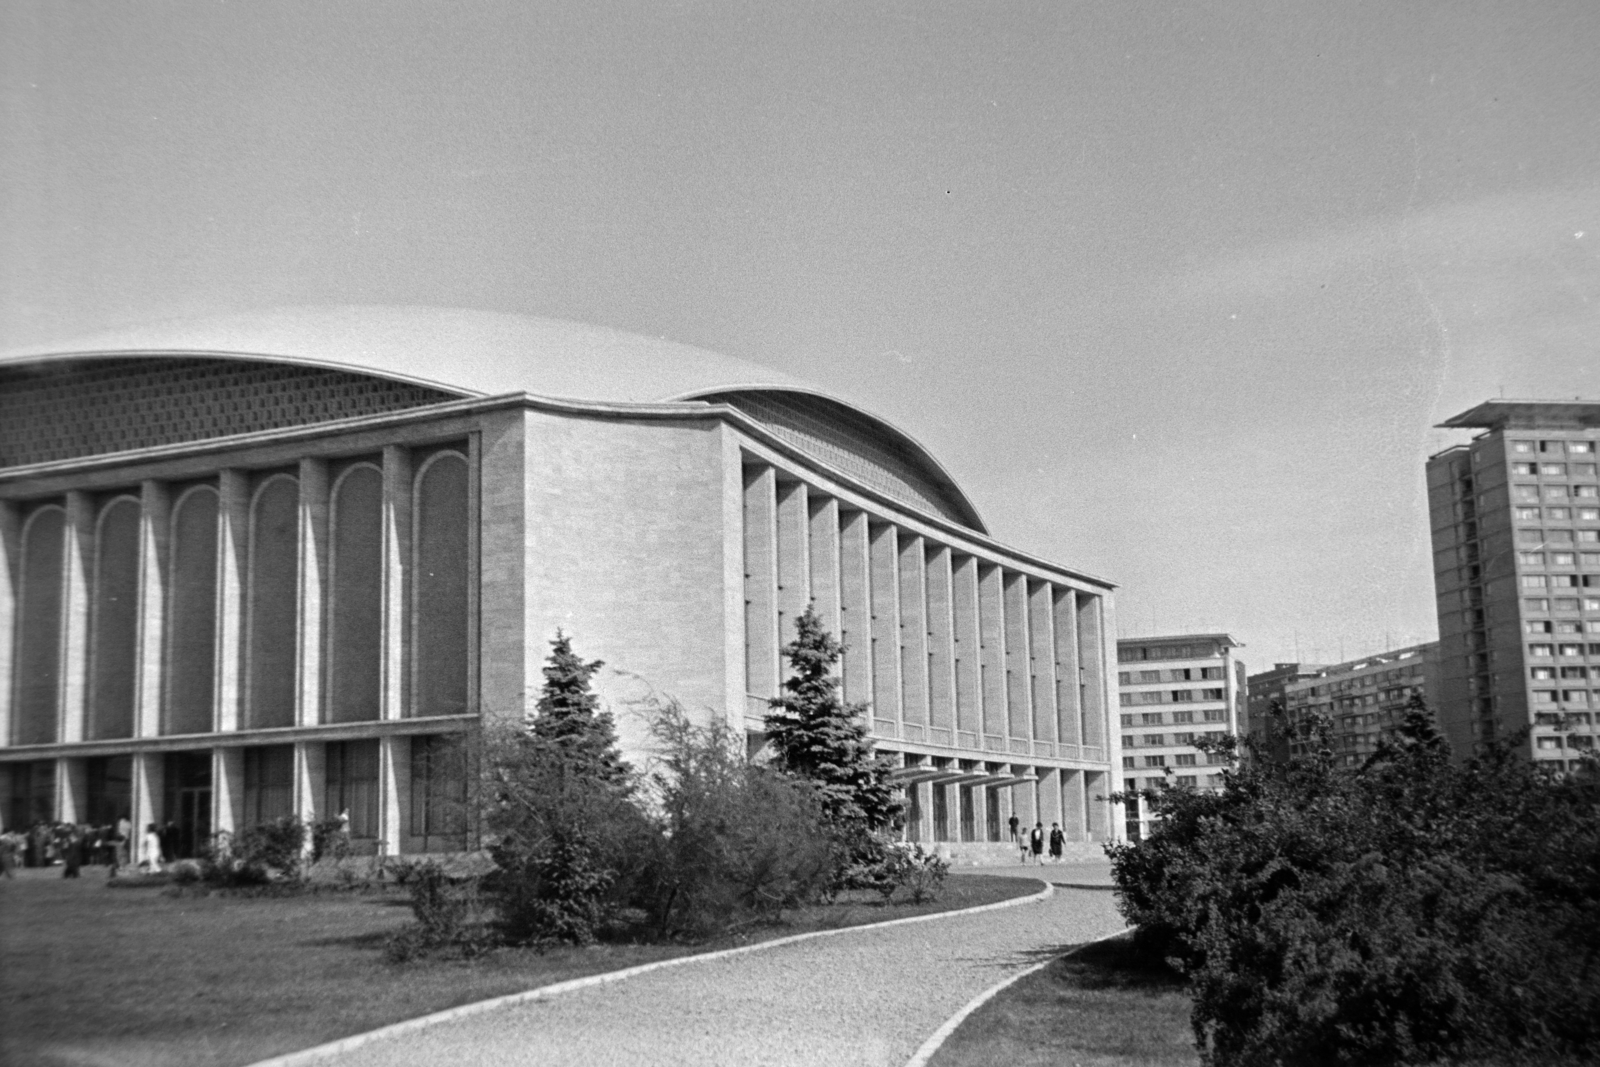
xmin=0 ymin=357 xmax=463 ymax=468
xmin=701 ymin=391 xmax=966 ymax=526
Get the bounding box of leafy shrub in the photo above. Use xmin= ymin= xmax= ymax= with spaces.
xmin=384 ymin=861 xmax=492 ymax=962
xmin=309 ymin=818 xmax=350 ymax=864
xmin=636 ymin=701 xmax=834 ymax=939
xmin=1108 ymin=700 xmax=1600 ymax=1067
xmin=838 ymin=837 xmax=950 ymax=902
xmin=194 ymin=817 xmax=309 ymax=888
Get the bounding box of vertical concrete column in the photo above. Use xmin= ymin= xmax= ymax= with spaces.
xmin=774 ymin=479 xmax=809 ymax=655
xmin=1053 ymin=589 xmax=1082 ymax=751
xmin=59 ymin=492 xmax=94 ymax=744
xmin=1002 ymin=572 xmax=1031 ymax=746
xmin=1077 ymin=594 xmax=1108 ymax=754
xmin=969 ymin=777 xmax=987 ymax=842
xmin=379 ymin=733 xmax=410 ymax=857
xmin=837 ymin=510 xmax=872 ymax=708
xmin=1085 ymin=770 xmax=1112 ymax=841
xmin=1029 ymin=581 xmax=1058 ymax=749
xmin=464 ymin=434 xmax=482 ymax=717
xmin=58 ymin=756 xmax=86 ymax=824
xmin=1037 ymin=766 xmax=1063 ymax=830
xmin=296 ymin=741 xmax=325 ymax=846
xmin=215 ymin=470 xmax=249 ymax=733
xmin=977 ymin=565 xmax=1006 ymax=746
xmin=0 ymin=501 xmax=19 ymax=746
xmin=741 ymin=465 xmax=779 ymax=707
xmin=297 ymin=459 xmax=330 ymax=727
xmin=1062 ymin=768 xmax=1087 ymax=841
xmin=381 ymin=447 xmax=412 ymax=722
xmin=951 ymin=555 xmax=980 ymax=744
xmin=868 ymin=523 xmax=902 ymax=734
xmin=896 ymin=533 xmax=928 ymax=735
xmin=807 ymin=495 xmax=841 ymax=640
xmin=214 ymin=746 xmax=244 ymax=839
xmin=131 ymin=752 xmax=164 ymax=866
xmin=133 ymin=481 xmax=170 ymax=739
xmin=925 ymin=545 xmax=955 ymax=743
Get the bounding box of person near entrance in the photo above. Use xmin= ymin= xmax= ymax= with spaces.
xmin=1007 ymin=813 xmax=1020 ymax=842
xmin=141 ymin=824 xmax=163 ymax=873
xmin=1029 ymin=822 xmax=1045 ymax=865
xmin=1048 ymin=822 xmax=1065 ymax=863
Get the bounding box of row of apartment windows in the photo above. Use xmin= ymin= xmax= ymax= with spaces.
xmin=1115 ymin=667 xmax=1224 ymax=684
xmin=1527 ymin=621 xmax=1590 ymax=634
xmin=1535 ymin=735 xmax=1596 ymax=750
xmin=1527 ymin=643 xmax=1600 ymax=657
xmin=1524 ymin=597 xmax=1600 ymax=612
xmin=1531 ymin=666 xmax=1594 ymax=679
xmin=1513 ymin=507 xmax=1600 ymax=522
xmin=1118 ymin=690 xmax=1227 ymax=706
xmin=1511 ymin=463 xmax=1600 ymax=477
xmin=1125 ymin=774 xmax=1225 ymax=790
xmin=1122 ymin=731 xmax=1225 ymax=747
xmin=1510 ymin=440 xmax=1596 ymax=455
xmin=1121 ymin=753 xmax=1227 ymax=769
xmin=1517 ymin=552 xmax=1600 ymax=566
xmin=1119 ymin=709 xmax=1228 ymax=726
xmin=1519 ymin=575 xmax=1600 ymax=588
xmin=7 ymin=448 xmax=471 ymax=746
xmin=1512 ymin=485 xmax=1600 ymax=503
xmin=1116 ymin=644 xmax=1225 ymax=663
xmin=1519 ymin=529 xmax=1600 ymax=545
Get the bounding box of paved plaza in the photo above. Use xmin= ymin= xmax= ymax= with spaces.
xmin=303 ymin=877 xmax=1123 ymax=1067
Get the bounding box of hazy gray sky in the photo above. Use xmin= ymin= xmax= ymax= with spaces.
xmin=4 ymin=2 xmax=1598 ymax=667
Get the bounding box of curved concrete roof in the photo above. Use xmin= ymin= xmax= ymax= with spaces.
xmin=0 ymin=305 xmax=986 ymax=530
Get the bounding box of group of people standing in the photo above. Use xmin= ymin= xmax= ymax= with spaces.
xmin=0 ymin=817 xmax=178 ymax=878
xmin=1007 ymin=813 xmax=1067 ymax=864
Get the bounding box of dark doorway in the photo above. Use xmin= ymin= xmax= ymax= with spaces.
xmin=85 ymin=755 xmax=133 ymax=826
xmin=163 ymin=751 xmax=212 ymax=858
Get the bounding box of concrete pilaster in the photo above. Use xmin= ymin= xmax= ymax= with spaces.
xmin=296 ymin=741 xmax=326 ymax=837
xmin=298 ymin=458 xmax=329 ymax=727
xmin=742 ymin=464 xmax=779 ymax=707
xmin=806 ymin=496 xmax=841 ymax=640
xmin=837 ymin=509 xmax=872 ymax=708
xmin=897 ymin=533 xmax=928 ymax=734
xmin=214 ymin=746 xmax=244 ymax=839
xmin=381 ymin=446 xmax=412 ymax=722
xmin=131 ymin=752 xmax=164 ymax=866
xmin=977 ymin=565 xmax=1006 ymax=744
xmin=215 ymin=471 xmax=249 ymax=733
xmin=1029 ymin=581 xmax=1058 ymax=747
xmin=59 ymin=492 xmax=93 ymax=744
xmin=0 ymin=501 xmax=18 ymax=746
xmin=775 ymin=479 xmax=809 ymax=652
xmin=1062 ymin=768 xmax=1087 ymax=841
xmin=58 ymin=756 xmax=86 ymax=824
xmin=925 ymin=545 xmax=955 ymax=743
xmin=1003 ymin=572 xmax=1031 ymax=745
xmin=1053 ymin=589 xmax=1082 ymax=749
xmin=1037 ymin=767 xmax=1063 ymax=829
xmin=867 ymin=522 xmax=901 ymax=733
xmin=379 ymin=734 xmax=409 ymax=857
xmin=134 ymin=481 xmax=170 ymax=740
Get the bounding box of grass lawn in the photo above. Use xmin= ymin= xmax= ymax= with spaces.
xmin=1 ymin=865 xmax=1036 ymax=1067
xmin=929 ymin=933 xmax=1199 ymax=1067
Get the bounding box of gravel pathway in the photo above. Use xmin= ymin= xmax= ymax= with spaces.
xmin=318 ymin=884 xmax=1123 ymax=1067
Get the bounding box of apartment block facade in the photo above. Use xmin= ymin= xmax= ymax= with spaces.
xmin=1116 ymin=633 xmax=1244 ymax=839
xmin=1281 ymin=642 xmax=1439 ymax=768
xmin=1427 ymin=399 xmax=1600 ymax=769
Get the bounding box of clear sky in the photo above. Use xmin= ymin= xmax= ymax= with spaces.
xmin=3 ymin=2 xmax=1598 ymax=668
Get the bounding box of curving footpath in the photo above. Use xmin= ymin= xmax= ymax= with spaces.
xmin=290 ymin=881 xmax=1122 ymax=1067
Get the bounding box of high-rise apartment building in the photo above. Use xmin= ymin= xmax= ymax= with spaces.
xmin=1427 ymin=400 xmax=1600 ymax=769
xmin=1281 ymin=642 xmax=1438 ymax=768
xmin=1116 ymin=634 xmax=1244 ymax=840
xmin=1245 ymin=661 xmax=1326 ymax=761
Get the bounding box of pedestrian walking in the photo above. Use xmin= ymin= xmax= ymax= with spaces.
xmin=62 ymin=826 xmax=83 ymax=878
xmin=141 ymin=823 xmax=163 ymax=873
xmin=1007 ymin=813 xmax=1020 ymax=842
xmin=1048 ymin=822 xmax=1064 ymax=863
xmin=1029 ymin=822 xmax=1045 ymax=865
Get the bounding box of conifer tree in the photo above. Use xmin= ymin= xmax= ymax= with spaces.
xmin=527 ymin=630 xmax=631 ymax=788
xmin=764 ymin=606 xmax=901 ymax=829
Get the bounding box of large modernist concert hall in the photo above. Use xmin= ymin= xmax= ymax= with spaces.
xmin=0 ymin=307 xmax=1121 ymax=863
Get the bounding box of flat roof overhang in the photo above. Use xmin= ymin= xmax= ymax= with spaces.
xmin=1437 ymin=399 xmax=1600 ymax=431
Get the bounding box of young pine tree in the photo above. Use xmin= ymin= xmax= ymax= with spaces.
xmin=763 ymin=606 xmax=901 ymax=830
xmin=528 ymin=630 xmax=631 ymax=789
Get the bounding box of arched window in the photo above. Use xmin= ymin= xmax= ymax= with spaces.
xmin=88 ymin=497 xmax=141 ymax=740
xmin=245 ymin=476 xmax=298 ymax=729
xmin=165 ymin=486 xmax=219 ymax=735
xmin=411 ymin=452 xmax=469 ymax=718
xmin=326 ymin=465 xmax=383 ymax=723
xmin=13 ymin=507 xmax=65 ymax=745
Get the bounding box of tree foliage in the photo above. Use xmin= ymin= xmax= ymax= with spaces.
xmin=1108 ymin=698 xmax=1600 ymax=1067
xmin=763 ymin=606 xmax=901 ymax=832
